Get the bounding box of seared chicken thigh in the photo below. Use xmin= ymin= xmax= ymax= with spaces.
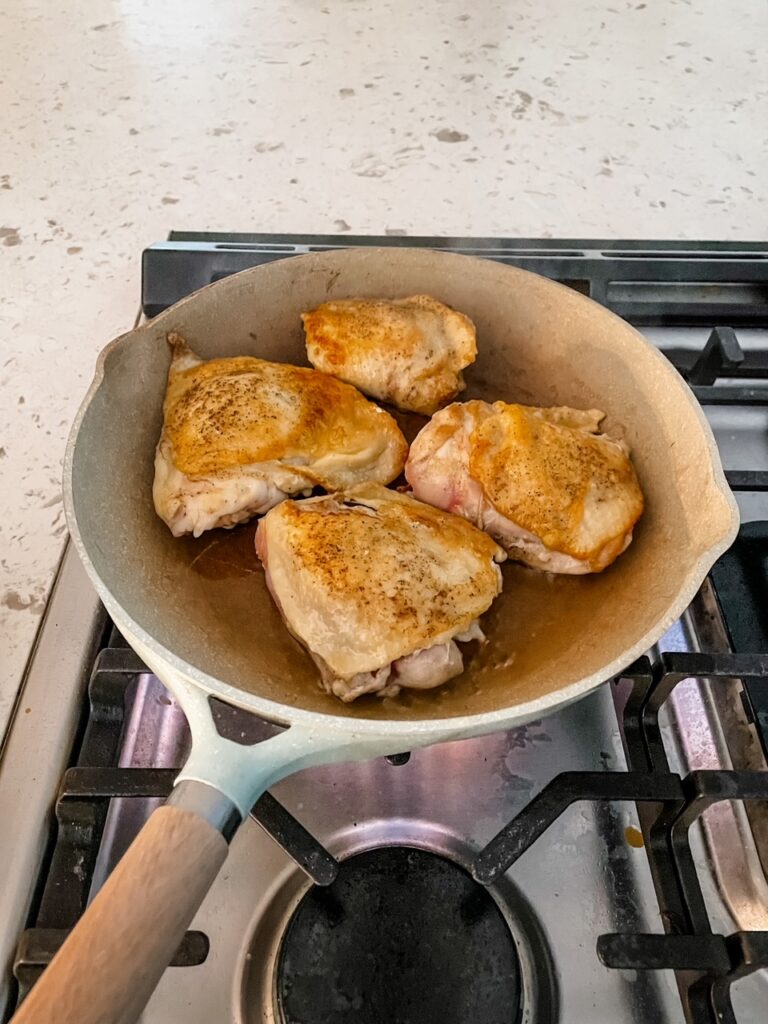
xmin=302 ymin=295 xmax=477 ymax=415
xmin=406 ymin=401 xmax=643 ymax=574
xmin=255 ymin=484 xmax=505 ymax=701
xmin=153 ymin=334 xmax=407 ymax=537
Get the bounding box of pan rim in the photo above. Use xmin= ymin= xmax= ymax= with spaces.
xmin=63 ymin=248 xmax=740 ymax=737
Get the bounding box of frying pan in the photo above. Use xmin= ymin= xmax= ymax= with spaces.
xmin=16 ymin=248 xmax=738 ymax=1024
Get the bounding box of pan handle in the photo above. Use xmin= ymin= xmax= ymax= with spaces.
xmin=11 ymin=783 xmax=236 ymax=1024
xmin=10 ymin=704 xmax=397 ymax=1024
xmin=9 ymin=715 xmax=351 ymax=1024
xmin=10 ymin=632 xmax=408 ymax=1024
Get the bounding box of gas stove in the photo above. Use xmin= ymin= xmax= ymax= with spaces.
xmin=2 ymin=237 xmax=768 ymax=1024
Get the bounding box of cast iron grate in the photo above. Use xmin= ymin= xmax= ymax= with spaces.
xmin=475 ymin=651 xmax=768 ymax=1024
xmin=13 ymin=644 xmax=768 ymax=1023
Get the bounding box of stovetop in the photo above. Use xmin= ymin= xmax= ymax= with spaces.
xmin=2 ymin=236 xmax=768 ymax=1024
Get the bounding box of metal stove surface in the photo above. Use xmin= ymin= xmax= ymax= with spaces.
xmin=80 ymin=616 xmax=764 ymax=1023
xmin=97 ymin=669 xmax=677 ymax=1023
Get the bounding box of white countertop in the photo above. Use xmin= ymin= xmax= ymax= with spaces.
xmin=1 ymin=0 xmax=766 ymax=742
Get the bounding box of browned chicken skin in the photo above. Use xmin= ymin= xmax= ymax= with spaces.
xmin=153 ymin=334 xmax=407 ymax=537
xmin=406 ymin=401 xmax=644 ymax=574
xmin=255 ymin=484 xmax=505 ymax=701
xmin=302 ymin=295 xmax=477 ymax=415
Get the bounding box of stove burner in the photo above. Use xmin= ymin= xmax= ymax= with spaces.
xmin=276 ymin=847 xmax=522 ymax=1024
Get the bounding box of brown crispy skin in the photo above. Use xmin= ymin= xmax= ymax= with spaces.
xmin=163 ymin=350 xmax=407 ymax=481
xmin=258 ymin=485 xmax=504 ymax=677
xmin=470 ymin=404 xmax=644 ymax=561
xmin=302 ymin=295 xmax=477 ymax=415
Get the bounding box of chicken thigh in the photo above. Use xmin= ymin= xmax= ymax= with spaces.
xmin=302 ymin=295 xmax=477 ymax=415
xmin=406 ymin=401 xmax=644 ymax=574
xmin=153 ymin=334 xmax=407 ymax=537
xmin=255 ymin=484 xmax=505 ymax=701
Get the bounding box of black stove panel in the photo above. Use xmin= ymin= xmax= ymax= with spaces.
xmin=142 ymin=235 xmax=768 ymax=325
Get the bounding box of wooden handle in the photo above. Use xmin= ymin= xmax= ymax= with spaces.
xmin=13 ymin=804 xmax=228 ymax=1024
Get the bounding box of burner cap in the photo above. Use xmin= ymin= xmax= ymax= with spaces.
xmin=277 ymin=847 xmax=522 ymax=1024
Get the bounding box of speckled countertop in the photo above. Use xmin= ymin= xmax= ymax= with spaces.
xmin=1 ymin=0 xmax=766 ymax=741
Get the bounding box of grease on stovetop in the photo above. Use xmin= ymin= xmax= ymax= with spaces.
xmin=624 ymin=825 xmax=645 ymax=849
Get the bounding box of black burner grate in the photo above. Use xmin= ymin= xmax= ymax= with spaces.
xmin=474 ymin=652 xmax=768 ymax=1024
xmin=13 ymin=643 xmax=768 ymax=1023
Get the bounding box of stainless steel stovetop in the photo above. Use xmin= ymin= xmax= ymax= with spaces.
xmin=1 ymin=238 xmax=767 ymax=1024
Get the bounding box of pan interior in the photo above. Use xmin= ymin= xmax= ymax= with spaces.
xmin=68 ymin=248 xmax=737 ymax=724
